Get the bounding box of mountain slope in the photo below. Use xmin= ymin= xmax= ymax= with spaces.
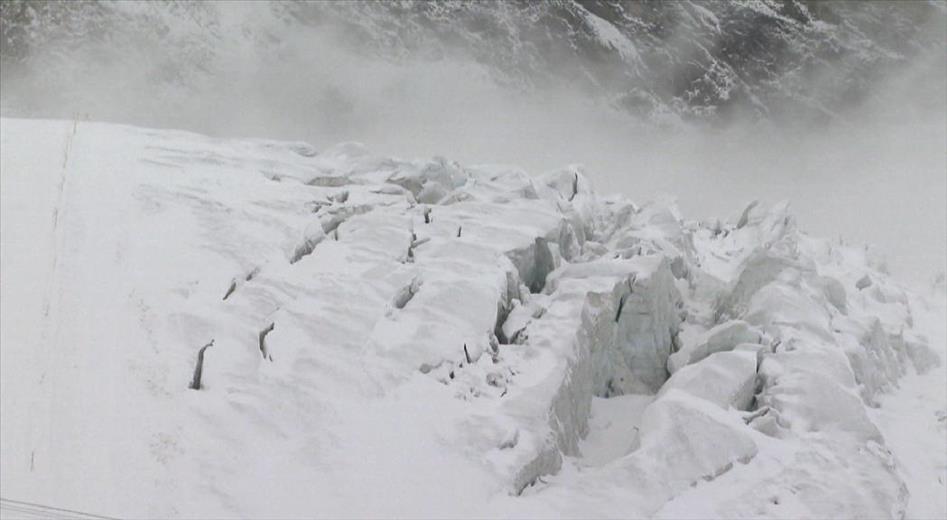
xmin=0 ymin=117 xmax=944 ymax=518
xmin=1 ymin=1 xmax=944 ymax=124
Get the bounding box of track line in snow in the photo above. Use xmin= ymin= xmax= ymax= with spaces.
xmin=42 ymin=119 xmax=78 ymax=320
xmin=0 ymin=497 xmax=117 ymax=520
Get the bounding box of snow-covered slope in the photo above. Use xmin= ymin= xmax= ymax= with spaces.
xmin=1 ymin=117 xmax=944 ymax=518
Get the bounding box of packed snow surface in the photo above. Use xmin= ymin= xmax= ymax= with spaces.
xmin=1 ymin=118 xmax=944 ymax=518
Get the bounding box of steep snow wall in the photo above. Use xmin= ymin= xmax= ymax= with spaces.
xmin=500 ymin=254 xmax=683 ymax=493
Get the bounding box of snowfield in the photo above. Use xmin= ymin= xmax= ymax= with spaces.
xmin=1 ymin=117 xmax=944 ymax=519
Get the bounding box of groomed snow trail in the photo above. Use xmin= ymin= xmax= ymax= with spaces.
xmin=1 ymin=118 xmax=943 ymax=518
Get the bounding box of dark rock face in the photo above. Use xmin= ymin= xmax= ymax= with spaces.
xmin=1 ymin=0 xmax=943 ymax=122
xmin=299 ymin=0 xmax=944 ymax=121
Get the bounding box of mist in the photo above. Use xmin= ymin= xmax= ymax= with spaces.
xmin=1 ymin=1 xmax=944 ymax=285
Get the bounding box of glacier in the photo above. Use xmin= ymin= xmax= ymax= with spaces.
xmin=1 ymin=117 xmax=944 ymax=518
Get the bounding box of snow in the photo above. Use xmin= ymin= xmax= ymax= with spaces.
xmin=667 ymin=320 xmax=764 ymax=374
xmin=575 ymin=5 xmax=644 ymax=68
xmin=659 ymin=350 xmax=758 ymax=411
xmin=1 ymin=117 xmax=944 ymax=518
xmin=579 ymin=394 xmax=652 ymax=466
xmin=872 ymin=293 xmax=947 ymax=519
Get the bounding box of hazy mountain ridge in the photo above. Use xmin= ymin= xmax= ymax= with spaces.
xmin=2 ymin=0 xmax=943 ymax=123
xmin=306 ymin=0 xmax=944 ymax=121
